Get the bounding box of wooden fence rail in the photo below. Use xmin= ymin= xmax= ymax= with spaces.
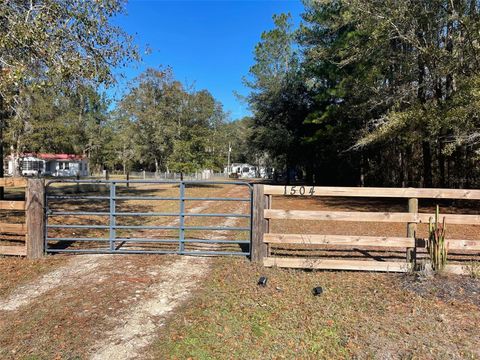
xmin=252 ymin=184 xmax=480 ymax=274
xmin=263 ymin=185 xmax=480 ymax=199
xmin=0 ymin=178 xmax=44 ymax=259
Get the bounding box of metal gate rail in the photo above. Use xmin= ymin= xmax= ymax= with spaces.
xmin=45 ymin=180 xmax=252 ymax=256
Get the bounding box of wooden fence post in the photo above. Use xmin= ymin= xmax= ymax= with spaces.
xmin=251 ymin=184 xmax=267 ymax=264
xmin=265 ymin=194 xmax=272 ymax=256
xmin=26 ymin=179 xmax=45 ymax=259
xmin=406 ymin=197 xmax=418 ymax=265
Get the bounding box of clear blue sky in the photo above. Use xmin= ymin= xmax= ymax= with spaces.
xmin=111 ymin=0 xmax=304 ymax=120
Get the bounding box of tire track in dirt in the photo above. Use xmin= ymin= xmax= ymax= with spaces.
xmin=89 ymin=256 xmax=209 ymax=360
xmin=88 ymin=185 xmax=249 ymax=359
xmin=0 ymin=255 xmax=115 ymax=311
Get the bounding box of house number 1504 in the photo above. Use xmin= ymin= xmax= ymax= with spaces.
xmin=283 ymin=186 xmax=315 ymax=196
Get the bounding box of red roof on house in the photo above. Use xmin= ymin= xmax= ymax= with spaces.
xmin=10 ymin=153 xmax=85 ymax=161
xmin=37 ymin=153 xmax=85 ymax=161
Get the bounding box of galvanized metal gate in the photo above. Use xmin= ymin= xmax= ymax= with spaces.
xmin=44 ymin=180 xmax=252 ymax=256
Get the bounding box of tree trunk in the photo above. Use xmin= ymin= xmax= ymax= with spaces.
xmin=154 ymin=158 xmax=159 ymax=176
xmin=398 ymin=150 xmax=405 ymax=188
xmin=359 ymin=152 xmax=365 ymax=187
xmin=446 ymin=156 xmax=451 ymax=187
xmin=417 ymin=40 xmax=431 ymax=188
xmin=0 ymin=95 xmax=4 ymax=200
xmin=402 ymin=148 xmax=408 ymax=188
xmin=422 ymin=140 xmax=433 ymax=187
xmin=406 ymin=145 xmax=413 ymax=187
xmin=438 ymin=141 xmax=445 ymax=187
xmin=307 ymin=167 xmax=314 ymax=185
xmin=463 ymin=145 xmax=469 ymax=188
xmin=13 ymin=150 xmax=21 ymax=177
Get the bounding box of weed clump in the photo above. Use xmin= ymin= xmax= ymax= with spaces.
xmin=465 ymin=262 xmax=480 ymax=279
xmin=427 ymin=205 xmax=448 ymax=273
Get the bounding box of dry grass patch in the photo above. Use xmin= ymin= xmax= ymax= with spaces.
xmin=0 ymin=256 xmax=68 ymax=299
xmin=0 ymin=254 xmax=176 ymax=359
xmin=148 ymin=258 xmax=480 ymax=360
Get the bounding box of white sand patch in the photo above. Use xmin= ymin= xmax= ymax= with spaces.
xmin=0 ymin=255 xmax=114 ymax=311
xmin=89 ymin=256 xmax=209 ymax=360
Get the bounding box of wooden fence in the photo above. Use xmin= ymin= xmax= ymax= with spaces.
xmin=2 ymin=179 xmax=479 ymax=269
xmin=251 ymin=184 xmax=480 ymax=273
xmin=0 ymin=178 xmax=44 ymax=259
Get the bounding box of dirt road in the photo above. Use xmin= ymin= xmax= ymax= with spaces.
xmin=0 ymin=185 xmax=249 ymax=359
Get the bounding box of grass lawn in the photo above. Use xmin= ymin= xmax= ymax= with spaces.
xmin=149 ymin=257 xmax=480 ymax=360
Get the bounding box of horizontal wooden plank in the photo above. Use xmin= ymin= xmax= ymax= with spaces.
xmin=264 ymin=233 xmax=414 ymax=248
xmin=0 ymin=245 xmax=26 ymax=256
xmin=446 ymin=239 xmax=480 ymax=251
xmin=0 ymin=222 xmax=26 ymax=235
xmin=0 ymin=177 xmax=27 ymax=188
xmin=264 ymin=185 xmax=480 ymax=200
xmin=264 ymin=258 xmax=476 ymax=275
xmin=0 ymin=201 xmax=25 ymax=211
xmin=265 ymin=209 xmax=415 ymax=222
xmin=396 ymin=264 xmax=476 ymax=276
xmin=417 ymin=213 xmax=480 ymax=225
xmin=264 ymin=233 xmax=480 ymax=251
xmin=444 ymin=264 xmax=468 ymax=275
xmin=263 ymin=257 xmax=409 ymax=272
xmin=265 ymin=209 xmax=480 ymax=225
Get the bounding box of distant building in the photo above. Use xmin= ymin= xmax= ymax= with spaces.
xmin=224 ymin=163 xmax=274 ymax=179
xmin=6 ymin=153 xmax=89 ymax=177
xmin=225 ymin=163 xmax=257 ymax=179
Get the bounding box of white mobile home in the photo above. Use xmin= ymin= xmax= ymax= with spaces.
xmin=225 ymin=163 xmax=257 ymax=178
xmin=224 ymin=163 xmax=274 ymax=179
xmin=6 ymin=153 xmax=89 ymax=177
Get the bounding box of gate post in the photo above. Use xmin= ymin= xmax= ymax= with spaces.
xmin=406 ymin=197 xmax=418 ymax=267
xmin=26 ymin=178 xmax=45 ymax=259
xmin=251 ymin=184 xmax=267 ymax=264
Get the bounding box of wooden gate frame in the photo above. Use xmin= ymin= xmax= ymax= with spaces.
xmin=0 ymin=178 xmax=44 ymax=259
